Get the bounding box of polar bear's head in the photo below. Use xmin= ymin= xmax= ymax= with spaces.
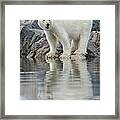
xmin=38 ymin=20 xmax=53 ymax=30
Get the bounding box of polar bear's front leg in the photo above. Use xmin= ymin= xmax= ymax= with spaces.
xmin=45 ymin=32 xmax=57 ymax=58
xmin=46 ymin=40 xmax=57 ymax=58
xmin=58 ymin=30 xmax=71 ymax=59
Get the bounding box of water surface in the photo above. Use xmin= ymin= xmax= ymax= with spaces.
xmin=20 ymin=57 xmax=100 ymax=100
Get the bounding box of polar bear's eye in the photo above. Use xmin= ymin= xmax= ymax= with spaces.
xmin=43 ymin=20 xmax=45 ymax=22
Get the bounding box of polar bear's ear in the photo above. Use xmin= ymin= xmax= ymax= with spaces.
xmin=38 ymin=20 xmax=44 ymax=30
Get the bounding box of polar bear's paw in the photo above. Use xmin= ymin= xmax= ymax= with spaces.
xmin=72 ymin=50 xmax=87 ymax=59
xmin=73 ymin=50 xmax=86 ymax=57
xmin=60 ymin=53 xmax=71 ymax=59
xmin=46 ymin=52 xmax=57 ymax=58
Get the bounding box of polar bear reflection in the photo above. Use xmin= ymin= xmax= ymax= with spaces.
xmin=40 ymin=58 xmax=93 ymax=100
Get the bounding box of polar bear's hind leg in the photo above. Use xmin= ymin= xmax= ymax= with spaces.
xmin=73 ymin=24 xmax=91 ymax=57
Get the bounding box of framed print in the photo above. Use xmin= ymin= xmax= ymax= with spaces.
xmin=0 ymin=0 xmax=119 ymax=119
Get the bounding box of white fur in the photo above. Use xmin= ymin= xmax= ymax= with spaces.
xmin=38 ymin=20 xmax=92 ymax=58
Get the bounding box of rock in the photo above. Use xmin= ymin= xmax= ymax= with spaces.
xmin=87 ymin=31 xmax=100 ymax=58
xmin=91 ymin=20 xmax=100 ymax=32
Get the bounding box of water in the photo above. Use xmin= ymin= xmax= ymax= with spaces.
xmin=20 ymin=57 xmax=100 ymax=100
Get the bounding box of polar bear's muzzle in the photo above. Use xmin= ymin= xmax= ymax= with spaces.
xmin=46 ymin=23 xmax=50 ymax=29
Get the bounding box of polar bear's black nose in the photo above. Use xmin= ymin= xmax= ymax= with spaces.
xmin=46 ymin=23 xmax=49 ymax=29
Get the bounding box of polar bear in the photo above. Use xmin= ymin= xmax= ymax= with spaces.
xmin=38 ymin=20 xmax=92 ymax=58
